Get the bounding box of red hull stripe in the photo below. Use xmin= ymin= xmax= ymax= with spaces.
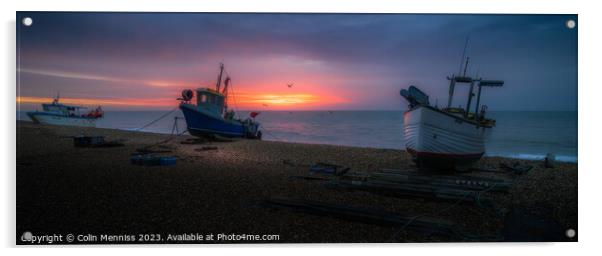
xmin=406 ymin=148 xmax=484 ymax=160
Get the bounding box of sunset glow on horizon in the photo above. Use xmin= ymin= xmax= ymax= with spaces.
xmin=17 ymin=90 xmax=346 ymax=111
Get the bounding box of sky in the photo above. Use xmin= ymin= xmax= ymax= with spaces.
xmin=16 ymin=12 xmax=577 ymax=111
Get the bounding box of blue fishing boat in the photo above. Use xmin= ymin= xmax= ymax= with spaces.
xmin=178 ymin=63 xmax=262 ymax=139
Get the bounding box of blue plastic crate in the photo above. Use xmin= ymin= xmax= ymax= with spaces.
xmin=131 ymin=155 xmax=176 ymax=166
xmin=159 ymin=156 xmax=177 ymax=166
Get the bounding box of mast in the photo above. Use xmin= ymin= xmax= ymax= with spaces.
xmin=448 ymin=37 xmax=470 ymax=109
xmin=447 ymin=76 xmax=455 ymax=108
xmin=465 ymin=80 xmax=475 ymax=118
xmin=462 ymin=57 xmax=470 ymax=77
xmin=215 ymin=63 xmax=224 ymax=92
xmin=463 ymin=57 xmax=474 ymax=117
xmin=53 ymin=92 xmax=60 ymax=104
xmin=222 ymin=76 xmax=230 ymax=111
xmin=475 ymin=84 xmax=483 ymax=119
xmin=458 ymin=37 xmax=469 ymax=76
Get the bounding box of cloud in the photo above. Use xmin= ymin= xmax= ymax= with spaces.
xmin=16 ymin=13 xmax=578 ymax=110
xmin=18 ymin=68 xmax=183 ymax=88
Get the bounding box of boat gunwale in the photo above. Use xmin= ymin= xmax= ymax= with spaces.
xmin=405 ymin=105 xmax=493 ymax=129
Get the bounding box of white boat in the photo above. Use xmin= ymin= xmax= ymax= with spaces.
xmin=400 ymin=60 xmax=504 ymax=168
xmin=26 ymin=96 xmax=104 ymax=127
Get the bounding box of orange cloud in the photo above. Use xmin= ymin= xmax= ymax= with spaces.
xmin=17 ymin=96 xmax=176 ymax=108
xmin=18 ymin=68 xmax=184 ymax=88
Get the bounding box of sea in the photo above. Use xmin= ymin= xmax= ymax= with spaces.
xmin=17 ymin=110 xmax=578 ymax=163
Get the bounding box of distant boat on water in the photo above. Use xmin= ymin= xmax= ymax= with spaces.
xmin=400 ymin=56 xmax=504 ymax=168
xmin=178 ymin=63 xmax=262 ymax=139
xmin=26 ymin=95 xmax=104 ymax=127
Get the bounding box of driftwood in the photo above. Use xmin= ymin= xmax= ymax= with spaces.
xmin=261 ymin=198 xmax=457 ymax=238
xmin=136 ymin=148 xmax=171 ymax=154
xmin=93 ymin=140 xmax=125 ymax=148
xmin=372 ymin=169 xmax=512 ymax=192
xmin=180 ymin=138 xmax=207 ymax=145
xmin=319 ymin=168 xmax=512 ymax=208
xmin=282 ymin=159 xmax=311 ymax=168
xmin=195 ymin=146 xmax=218 ymax=151
xmin=71 ymin=136 xmax=126 ymax=148
xmin=325 ymin=180 xmax=495 ymax=207
xmin=288 ymin=175 xmax=330 ymax=181
xmin=500 ymin=163 xmax=534 ymax=175
xmin=310 ymin=162 xmax=351 ymax=176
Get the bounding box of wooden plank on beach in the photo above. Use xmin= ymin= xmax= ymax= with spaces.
xmin=379 ymin=168 xmax=512 ymax=183
xmin=261 ymin=198 xmax=457 ymax=237
xmin=373 ymin=169 xmax=513 ymax=192
xmin=324 ymin=179 xmax=496 ymax=207
xmin=368 ymin=173 xmax=512 ymax=193
xmin=288 ymin=175 xmax=330 ymax=181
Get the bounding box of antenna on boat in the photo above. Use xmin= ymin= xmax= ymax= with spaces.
xmin=458 ymin=37 xmax=469 ymax=76
xmin=53 ymin=92 xmax=60 ymax=104
xmin=447 ymin=37 xmax=470 ymax=109
xmin=463 ymin=57 xmax=470 ymax=77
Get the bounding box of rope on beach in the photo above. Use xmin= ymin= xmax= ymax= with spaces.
xmin=135 ymin=106 xmax=179 ymax=131
xmin=151 ymin=129 xmax=189 ymax=147
xmin=140 ymin=128 xmax=189 ymax=152
xmin=132 ymin=106 xmax=190 ymax=150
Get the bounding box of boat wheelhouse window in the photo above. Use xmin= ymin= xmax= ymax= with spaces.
xmin=198 ymin=94 xmax=207 ymax=103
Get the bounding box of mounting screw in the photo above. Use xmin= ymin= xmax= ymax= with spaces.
xmin=566 ymin=19 xmax=576 ymax=29
xmin=22 ymin=17 xmax=33 ymax=26
xmin=566 ymin=228 xmax=576 ymax=238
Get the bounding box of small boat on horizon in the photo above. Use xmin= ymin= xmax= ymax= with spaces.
xmin=26 ymin=95 xmax=104 ymax=127
xmin=178 ymin=63 xmax=262 ymax=139
xmin=400 ymin=57 xmax=504 ymax=168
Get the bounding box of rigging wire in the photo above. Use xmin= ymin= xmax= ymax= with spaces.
xmin=223 ymin=68 xmax=242 ymax=119
xmin=135 ymin=106 xmax=179 ymax=131
xmin=142 ymin=128 xmax=189 ymax=150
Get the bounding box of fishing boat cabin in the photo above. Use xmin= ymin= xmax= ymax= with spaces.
xmin=194 ymin=88 xmax=227 ymax=119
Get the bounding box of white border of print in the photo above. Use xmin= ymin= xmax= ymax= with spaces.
xmin=1 ymin=1 xmax=598 ymax=256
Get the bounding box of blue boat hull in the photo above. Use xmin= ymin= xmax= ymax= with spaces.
xmin=180 ymin=104 xmax=250 ymax=138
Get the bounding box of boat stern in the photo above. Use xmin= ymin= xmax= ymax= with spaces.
xmin=26 ymin=112 xmax=40 ymax=123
